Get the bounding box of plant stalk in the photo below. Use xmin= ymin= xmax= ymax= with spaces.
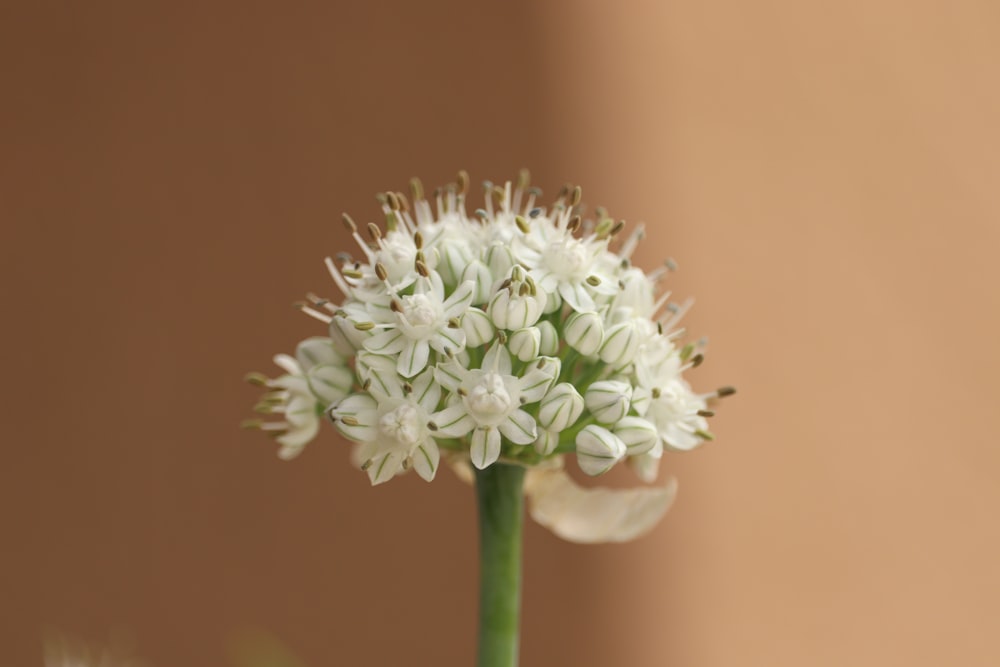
xmin=474 ymin=462 xmax=525 ymax=667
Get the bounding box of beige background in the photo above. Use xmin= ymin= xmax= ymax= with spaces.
xmin=2 ymin=1 xmax=998 ymax=666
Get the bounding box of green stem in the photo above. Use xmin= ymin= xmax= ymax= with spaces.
xmin=475 ymin=463 xmax=525 ymax=667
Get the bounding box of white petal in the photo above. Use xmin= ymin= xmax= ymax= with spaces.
xmin=470 ymin=428 xmax=502 ymax=469
xmin=443 ymin=280 xmax=477 ymax=319
xmin=559 ymin=281 xmax=595 ymax=312
xmin=431 ymin=404 xmax=475 ymax=438
xmin=411 ymin=442 xmax=440 ymax=482
xmin=525 ymin=468 xmax=676 ymax=543
xmin=432 ymin=327 xmax=466 ymax=356
xmin=410 ymin=369 xmax=442 ymax=412
xmin=613 ymin=416 xmax=660 ymax=456
xmin=433 ymin=361 xmax=464 ymax=392
xmin=481 ymin=343 xmax=512 ymax=375
xmin=367 ymin=451 xmax=405 ymax=485
xmin=276 ymin=417 xmax=320 ymax=460
xmin=518 ymin=366 xmax=556 ymax=404
xmin=499 ymin=409 xmax=537 ymax=445
xmin=364 ymin=329 xmax=407 ymax=355
xmin=397 ymin=339 xmax=430 ymax=378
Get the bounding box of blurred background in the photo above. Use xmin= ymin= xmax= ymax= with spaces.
xmin=2 ymin=1 xmax=999 ymax=665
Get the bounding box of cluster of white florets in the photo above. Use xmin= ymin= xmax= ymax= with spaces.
xmin=245 ymin=172 xmax=732 ymax=491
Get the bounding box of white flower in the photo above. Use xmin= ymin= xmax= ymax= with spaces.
xmin=329 ymin=359 xmax=443 ymax=484
xmin=431 ymin=344 xmax=555 ymax=469
xmin=363 ymin=272 xmax=475 ymax=377
xmin=247 ymin=171 xmax=732 ymax=542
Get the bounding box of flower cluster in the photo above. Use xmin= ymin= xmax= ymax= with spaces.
xmin=245 ymin=172 xmax=732 ymax=542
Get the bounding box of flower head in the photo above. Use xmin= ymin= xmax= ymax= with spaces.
xmin=245 ymin=170 xmax=733 ymax=542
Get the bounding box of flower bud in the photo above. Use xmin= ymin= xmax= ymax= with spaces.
xmin=564 ymin=311 xmax=604 ymax=356
xmin=584 ymin=380 xmax=633 ymax=424
xmin=533 ymin=430 xmax=559 ymax=456
xmin=295 ymin=337 xmax=340 ymax=371
xmin=543 ymin=289 xmax=562 ymax=314
xmin=600 ymin=319 xmax=643 ymax=367
xmin=307 ymin=364 xmax=354 ymax=405
xmin=461 ymin=260 xmax=494 ymax=306
xmin=509 ymin=327 xmax=541 ymax=362
xmin=537 ymin=383 xmax=585 ymax=431
xmin=612 ymin=416 xmax=660 ymax=456
xmin=462 ymin=307 xmax=495 ymax=348
xmin=488 ymin=288 xmax=544 ymax=330
xmin=536 ymin=320 xmax=558 ymax=356
xmin=484 ymin=242 xmax=514 ymax=280
xmin=575 ymin=425 xmax=627 ymax=476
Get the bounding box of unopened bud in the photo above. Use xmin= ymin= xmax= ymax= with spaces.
xmin=564 ymin=310 xmax=604 ymax=356
xmin=509 ymin=327 xmax=541 ymax=362
xmin=533 ymin=430 xmax=559 ymax=456
xmin=575 ymin=425 xmax=627 ymax=476
xmin=585 ymin=380 xmax=633 ymax=424
xmin=537 ymin=383 xmax=585 ymax=431
xmin=535 ymin=320 xmax=558 ymax=356
xmin=462 ymin=308 xmax=495 ymax=348
xmin=612 ymin=417 xmax=660 ymax=456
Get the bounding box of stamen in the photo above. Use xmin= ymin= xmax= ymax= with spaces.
xmin=341 ymin=213 xmax=357 ymax=234
xmin=354 ymin=321 xmax=375 ymax=331
xmin=586 ymin=275 xmax=601 ymax=287
xmin=367 ymin=222 xmax=382 ymax=242
xmin=427 ymin=421 xmax=439 ymax=431
xmin=528 ymin=207 xmax=543 ymax=218
xmin=456 ymin=169 xmax=470 ymax=195
xmin=448 ymin=317 xmax=461 ymax=328
xmin=515 ymin=215 xmax=530 ymax=233
xmin=374 ymin=262 xmax=388 ymax=282
xmin=697 ymin=410 xmax=715 ymax=417
xmin=695 ymin=429 xmax=715 ymax=441
xmin=341 ymin=416 xmax=360 ymax=426
xmin=570 ymin=185 xmax=582 ymax=207
xmin=716 ymin=386 xmax=737 ymax=398
xmin=386 ymin=192 xmax=400 ymax=211
xmin=402 ymin=381 xmax=413 ymax=395
xmin=294 ymin=302 xmax=333 ymax=324
xmin=690 ymin=353 xmax=705 ymax=368
xmin=414 ymin=230 xmax=424 ymax=249
xmin=415 ymin=260 xmax=430 ymax=277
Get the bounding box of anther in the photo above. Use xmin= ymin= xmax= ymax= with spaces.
xmin=497 ymin=330 xmax=508 ymax=345
xmin=354 ymin=321 xmax=375 ymax=331
xmin=341 ymin=416 xmax=360 ymax=426
xmin=390 ymin=299 xmax=403 ymax=313
xmin=517 ymin=168 xmax=531 ymax=191
xmin=586 ymin=275 xmax=601 ymax=287
xmin=374 ymin=262 xmax=388 ymax=282
xmin=456 ymin=170 xmax=470 ymax=195
xmin=610 ymin=220 xmax=626 ymax=237
xmin=396 ymin=192 xmax=410 ymax=213
xmin=342 ymin=269 xmax=363 ymax=279
xmin=475 ymin=208 xmax=489 ymax=220
xmin=410 ymin=177 xmax=425 ymax=201
xmin=427 ymin=421 xmax=439 ymax=431
xmin=341 ymin=213 xmax=357 ymax=233
xmin=244 ymin=372 xmax=269 ymax=386
xmin=456 ymin=387 xmax=468 ymax=397
xmin=518 ymin=283 xmax=530 ymax=297
xmin=651 ymin=387 xmax=662 ymax=399
xmin=415 ymin=260 xmax=430 ymax=277
xmin=515 ymin=215 xmax=530 ymax=233
xmin=570 ymin=185 xmax=582 ymax=207
xmin=679 ymin=343 xmax=694 ymax=361
xmin=360 ymin=459 xmax=373 ymax=471
xmin=665 ymin=258 xmax=678 ymax=271
xmin=567 ymin=215 xmax=581 ymax=233
xmin=529 ymin=207 xmax=543 ymax=218
xmin=697 ymin=410 xmax=715 ymax=418
xmin=716 ymin=386 xmax=737 ymax=398
xmin=362 ymin=379 xmax=371 ymax=391
xmin=402 ymin=381 xmax=413 ymax=395
xmin=414 ymin=230 xmax=424 ymax=249
xmin=695 ymin=429 xmax=715 ymax=441
xmin=367 ymin=222 xmax=382 ymax=241
xmin=691 ymin=353 xmax=705 ymax=368
xmin=386 ymin=192 xmax=400 ymax=211
xmin=448 ymin=317 xmax=461 ymax=328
